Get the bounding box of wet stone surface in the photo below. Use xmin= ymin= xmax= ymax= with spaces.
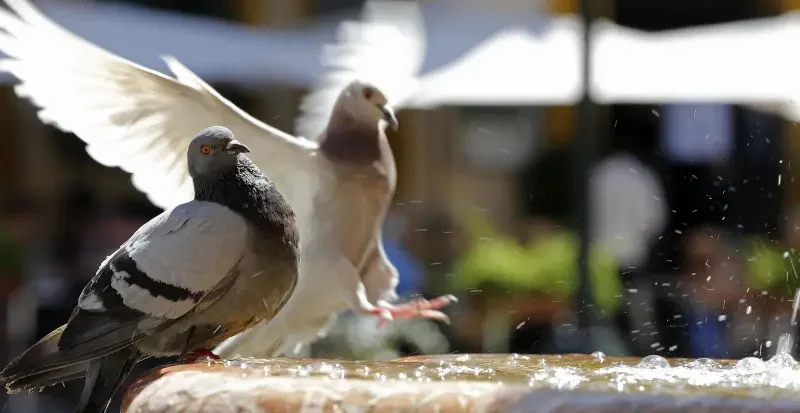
xmin=123 ymin=353 xmax=800 ymax=413
xmin=171 ymin=353 xmax=800 ymax=398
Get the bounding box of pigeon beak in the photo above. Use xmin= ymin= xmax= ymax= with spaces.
xmin=379 ymin=104 xmax=399 ymax=131
xmin=225 ymin=139 xmax=250 ymax=154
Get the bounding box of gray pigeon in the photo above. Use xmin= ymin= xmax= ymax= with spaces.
xmin=0 ymin=0 xmax=453 ymax=361
xmin=0 ymin=126 xmax=300 ymax=413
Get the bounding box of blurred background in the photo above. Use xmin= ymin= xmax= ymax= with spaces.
xmin=2 ymin=0 xmax=800 ymax=411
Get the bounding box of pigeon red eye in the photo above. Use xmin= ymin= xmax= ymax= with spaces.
xmin=362 ymin=88 xmax=373 ymax=99
xmin=200 ymin=145 xmax=212 ymax=155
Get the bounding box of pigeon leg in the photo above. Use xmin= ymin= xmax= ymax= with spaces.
xmin=369 ymin=294 xmax=458 ymax=326
xmin=182 ymin=348 xmax=220 ymax=363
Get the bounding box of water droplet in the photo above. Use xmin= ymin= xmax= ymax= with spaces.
xmin=766 ymin=354 xmax=798 ymax=369
xmin=735 ymin=357 xmax=766 ymax=372
xmin=637 ymin=355 xmax=670 ymax=369
xmin=591 ymin=351 xmax=606 ymax=363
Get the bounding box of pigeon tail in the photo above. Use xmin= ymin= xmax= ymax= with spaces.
xmin=76 ymin=348 xmax=139 ymax=413
xmin=2 ymin=326 xmax=94 ymax=393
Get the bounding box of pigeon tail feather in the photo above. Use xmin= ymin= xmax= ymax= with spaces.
xmin=1 ymin=325 xmax=102 ymax=393
xmin=76 ymin=348 xmax=138 ymax=413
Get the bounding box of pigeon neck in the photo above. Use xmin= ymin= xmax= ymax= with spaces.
xmin=192 ymin=158 xmax=286 ymax=228
xmin=318 ymin=111 xmax=382 ymax=164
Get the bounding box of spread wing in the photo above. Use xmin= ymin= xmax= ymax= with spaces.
xmin=294 ymin=0 xmax=425 ymax=140
xmin=0 ymin=0 xmax=318 ymax=212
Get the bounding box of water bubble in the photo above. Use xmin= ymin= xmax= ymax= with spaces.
xmin=591 ymin=351 xmax=606 ymax=363
xmin=423 ymin=360 xmax=455 ymax=377
xmin=766 ymin=354 xmax=798 ymax=369
xmin=683 ymin=358 xmax=721 ymax=369
xmin=455 ymin=354 xmax=471 ymax=363
xmin=735 ymin=357 xmax=767 ymax=372
xmin=506 ymin=353 xmax=523 ymax=367
xmin=637 ymin=355 xmax=670 ymax=369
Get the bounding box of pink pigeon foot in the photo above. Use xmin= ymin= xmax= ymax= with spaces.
xmin=182 ymin=348 xmax=220 ymax=363
xmin=370 ymin=294 xmax=457 ymax=327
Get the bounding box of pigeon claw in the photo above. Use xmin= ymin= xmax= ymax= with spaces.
xmin=370 ymin=294 xmax=456 ymax=326
xmin=182 ymin=348 xmax=220 ymax=363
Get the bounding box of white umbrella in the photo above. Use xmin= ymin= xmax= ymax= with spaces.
xmin=590 ymin=14 xmax=800 ymax=119
xmin=295 ymin=1 xmax=582 ymax=139
xmin=301 ymin=0 xmax=800 ymax=134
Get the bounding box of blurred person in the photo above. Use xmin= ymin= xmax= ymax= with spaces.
xmin=602 ymin=106 xmax=670 ymax=356
xmin=655 ymin=226 xmax=758 ymax=359
xmin=398 ymin=208 xmax=470 ymax=353
xmin=400 ymin=208 xmax=468 ymax=297
xmin=382 ymin=209 xmax=425 ymax=297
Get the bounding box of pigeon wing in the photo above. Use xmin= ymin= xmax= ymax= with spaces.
xmin=295 ymin=0 xmax=426 ymax=140
xmin=58 ymin=201 xmax=249 ymax=360
xmin=0 ymin=0 xmax=318 ymax=211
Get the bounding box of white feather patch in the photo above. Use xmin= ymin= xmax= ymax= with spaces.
xmin=110 ymin=271 xmax=196 ymax=319
xmin=78 ymin=292 xmax=105 ymax=311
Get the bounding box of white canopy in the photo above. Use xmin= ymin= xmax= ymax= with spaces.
xmin=2 ymin=0 xmax=799 ymax=122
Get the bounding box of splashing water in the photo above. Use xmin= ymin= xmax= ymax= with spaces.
xmin=776 ymin=288 xmax=800 ymax=356
xmin=205 ymin=353 xmax=800 ymax=400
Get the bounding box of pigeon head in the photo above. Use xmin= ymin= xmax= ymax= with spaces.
xmin=187 ymin=126 xmax=251 ymax=178
xmin=334 ymin=80 xmax=398 ymax=132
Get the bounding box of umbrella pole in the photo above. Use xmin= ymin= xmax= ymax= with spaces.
xmin=574 ymin=0 xmax=596 ymax=351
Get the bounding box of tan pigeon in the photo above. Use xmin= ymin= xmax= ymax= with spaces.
xmin=0 ymin=0 xmax=454 ymax=359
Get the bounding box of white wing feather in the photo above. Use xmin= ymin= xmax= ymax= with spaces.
xmin=0 ymin=0 xmax=317 ymax=212
xmin=294 ymin=0 xmax=426 ymax=140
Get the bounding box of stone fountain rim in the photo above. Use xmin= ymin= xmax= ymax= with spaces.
xmin=121 ymin=353 xmax=798 ymax=413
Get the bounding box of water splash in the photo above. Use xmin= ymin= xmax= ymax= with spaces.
xmin=776 ymin=288 xmax=800 ymax=356
xmin=207 ymin=353 xmax=800 ymax=400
